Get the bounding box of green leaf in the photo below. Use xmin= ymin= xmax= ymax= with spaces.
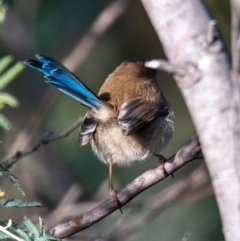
xmin=23 ymin=217 xmax=39 ymax=237
xmin=0 ymin=55 xmax=13 ymax=73
xmin=39 ymin=217 xmax=45 ymax=237
xmin=1 ymin=170 xmax=25 ymax=196
xmin=0 ymin=62 xmax=24 ymax=90
xmin=0 ymin=199 xmax=44 ymax=208
xmin=0 ymin=219 xmax=26 ymax=230
xmin=0 ymin=113 xmax=12 ymax=131
xmin=0 ymin=92 xmax=19 ymax=108
xmin=0 ymin=157 xmax=17 ymax=171
xmin=16 ymin=228 xmax=30 ymax=241
xmin=0 ymin=218 xmax=61 ymax=241
xmin=0 ymin=219 xmax=27 ymax=240
xmin=0 ymin=1 xmax=8 ymax=24
xmin=0 ymin=230 xmax=11 ymax=240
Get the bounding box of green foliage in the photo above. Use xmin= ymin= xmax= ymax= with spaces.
xmin=0 ymin=55 xmax=24 ymax=131
xmin=0 ymin=158 xmax=60 ymax=240
xmin=0 ymin=157 xmax=25 ymax=196
xmin=0 ymin=156 xmax=17 ymax=170
xmin=0 ymin=0 xmax=7 ymax=23
xmin=0 ymin=217 xmax=61 ymax=241
xmin=0 ymin=55 xmax=24 ymax=130
xmin=0 ymin=219 xmax=26 ymax=240
xmin=0 ymin=3 xmax=60 ymax=241
xmin=0 ymin=199 xmax=44 ymax=208
xmin=0 ymin=157 xmax=58 ymax=240
xmin=0 ymin=158 xmax=60 ymax=241
xmin=0 ymin=56 xmax=24 ymax=91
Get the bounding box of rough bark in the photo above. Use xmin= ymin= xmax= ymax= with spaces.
xmin=141 ymin=0 xmax=240 ymax=240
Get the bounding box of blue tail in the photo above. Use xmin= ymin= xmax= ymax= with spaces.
xmin=24 ymin=54 xmax=104 ymax=109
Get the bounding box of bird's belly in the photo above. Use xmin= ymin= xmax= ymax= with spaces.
xmin=91 ymin=123 xmax=151 ymax=166
xmin=90 ymin=117 xmax=173 ymax=166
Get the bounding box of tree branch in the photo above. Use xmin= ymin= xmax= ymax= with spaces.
xmin=63 ymin=0 xmax=132 ymax=71
xmin=48 ymin=134 xmax=202 ymax=239
xmin=145 ymin=59 xmax=185 ymax=75
xmin=64 ymin=165 xmax=210 ymax=241
xmin=1 ymin=116 xmax=83 ymax=164
xmin=141 ymin=1 xmax=240 ymax=240
xmin=97 ymin=165 xmax=208 ymax=241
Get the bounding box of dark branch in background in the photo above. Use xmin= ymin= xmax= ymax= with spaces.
xmin=48 ymin=134 xmax=202 ymax=239
xmin=0 ymin=116 xmax=83 ymax=164
xmin=63 ymin=0 xmax=132 ymax=70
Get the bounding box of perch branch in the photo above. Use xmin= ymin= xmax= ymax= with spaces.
xmin=65 ymin=165 xmax=209 ymax=241
xmin=99 ymin=165 xmax=208 ymax=241
xmin=48 ymin=134 xmax=202 ymax=239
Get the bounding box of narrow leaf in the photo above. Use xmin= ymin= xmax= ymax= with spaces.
xmin=16 ymin=228 xmax=30 ymax=241
xmin=0 ymin=230 xmax=11 ymax=239
xmin=0 ymin=62 xmax=24 ymax=90
xmin=23 ymin=217 xmax=39 ymax=237
xmin=39 ymin=217 xmax=45 ymax=237
xmin=0 ymin=1 xmax=8 ymax=23
xmin=0 ymin=199 xmax=44 ymax=208
xmin=0 ymin=55 xmax=13 ymax=73
xmin=0 ymin=157 xmax=17 ymax=171
xmin=0 ymin=92 xmax=19 ymax=108
xmin=1 ymin=170 xmax=25 ymax=196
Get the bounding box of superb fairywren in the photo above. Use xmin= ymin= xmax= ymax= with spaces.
xmin=24 ymin=55 xmax=174 ymax=207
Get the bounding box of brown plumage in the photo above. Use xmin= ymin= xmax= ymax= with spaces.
xmin=25 ymin=56 xmax=174 ymax=210
xmin=79 ymin=60 xmax=174 ymax=168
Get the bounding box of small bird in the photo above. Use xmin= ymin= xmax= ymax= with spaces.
xmin=24 ymin=55 xmax=174 ymax=208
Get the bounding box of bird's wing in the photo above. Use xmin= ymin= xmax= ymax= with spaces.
xmin=118 ymin=97 xmax=165 ymax=136
xmin=78 ymin=111 xmax=96 ymax=146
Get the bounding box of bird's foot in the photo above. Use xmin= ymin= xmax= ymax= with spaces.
xmin=153 ymin=153 xmax=174 ymax=178
xmin=110 ymin=187 xmax=123 ymax=214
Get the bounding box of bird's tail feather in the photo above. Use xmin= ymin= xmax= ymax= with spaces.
xmin=24 ymin=54 xmax=104 ymax=109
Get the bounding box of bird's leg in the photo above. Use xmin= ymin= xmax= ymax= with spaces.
xmin=153 ymin=153 xmax=173 ymax=178
xmin=108 ymin=156 xmax=123 ymax=213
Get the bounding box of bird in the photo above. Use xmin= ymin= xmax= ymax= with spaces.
xmin=24 ymin=55 xmax=174 ymax=209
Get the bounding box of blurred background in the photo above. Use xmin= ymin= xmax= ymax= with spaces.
xmin=0 ymin=0 xmax=230 ymax=240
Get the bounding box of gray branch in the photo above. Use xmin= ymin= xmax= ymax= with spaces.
xmin=48 ymin=134 xmax=201 ymax=239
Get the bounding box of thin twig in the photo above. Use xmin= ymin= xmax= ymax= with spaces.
xmin=206 ymin=20 xmax=218 ymax=45
xmin=48 ymin=134 xmax=202 ymax=239
xmin=145 ymin=59 xmax=185 ymax=75
xmin=1 ymin=116 xmax=83 ymax=163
